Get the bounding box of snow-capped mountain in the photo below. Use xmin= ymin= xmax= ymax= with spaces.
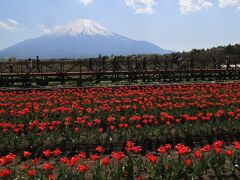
xmin=0 ymin=19 xmax=172 ymax=59
xmin=51 ymin=19 xmax=113 ymax=37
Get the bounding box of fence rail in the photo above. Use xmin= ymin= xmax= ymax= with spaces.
xmin=0 ymin=55 xmax=240 ymax=86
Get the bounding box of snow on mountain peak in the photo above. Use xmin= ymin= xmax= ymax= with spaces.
xmin=51 ymin=19 xmax=113 ymax=36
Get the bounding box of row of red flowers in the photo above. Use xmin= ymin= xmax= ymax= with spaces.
xmin=0 ymin=83 xmax=239 ymax=155
xmin=1 ymin=140 xmax=240 ymax=179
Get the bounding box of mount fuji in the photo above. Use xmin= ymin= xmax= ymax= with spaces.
xmin=0 ymin=19 xmax=172 ymax=59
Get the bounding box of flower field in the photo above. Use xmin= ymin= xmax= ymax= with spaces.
xmin=0 ymin=82 xmax=240 ymax=179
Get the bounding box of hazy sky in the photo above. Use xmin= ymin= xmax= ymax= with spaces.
xmin=0 ymin=0 xmax=240 ymax=52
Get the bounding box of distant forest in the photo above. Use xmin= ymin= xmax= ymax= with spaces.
xmin=137 ymin=44 xmax=240 ymax=65
xmin=140 ymin=44 xmax=240 ymax=59
xmin=174 ymin=43 xmax=240 ymax=58
xmin=102 ymin=44 xmax=240 ymax=62
xmin=1 ymin=44 xmax=240 ymax=63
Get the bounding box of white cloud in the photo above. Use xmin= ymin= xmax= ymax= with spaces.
xmin=38 ymin=24 xmax=51 ymax=33
xmin=125 ymin=0 xmax=156 ymax=14
xmin=0 ymin=22 xmax=15 ymax=31
xmin=0 ymin=18 xmax=19 ymax=31
xmin=7 ymin=19 xmax=19 ymax=26
xmin=79 ymin=0 xmax=93 ymax=6
xmin=38 ymin=25 xmax=62 ymax=34
xmin=218 ymin=0 xmax=240 ymax=9
xmin=178 ymin=0 xmax=213 ymax=14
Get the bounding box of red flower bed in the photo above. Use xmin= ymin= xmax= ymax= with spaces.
xmin=0 ymin=140 xmax=240 ymax=179
xmin=0 ymin=82 xmax=239 ymax=178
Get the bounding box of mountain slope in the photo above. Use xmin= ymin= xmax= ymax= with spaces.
xmin=0 ymin=19 xmax=172 ymax=59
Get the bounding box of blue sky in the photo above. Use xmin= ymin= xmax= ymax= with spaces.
xmin=0 ymin=0 xmax=240 ymax=52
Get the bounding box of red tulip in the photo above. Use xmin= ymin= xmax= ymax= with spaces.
xmin=23 ymin=151 xmax=31 ymax=158
xmin=96 ymin=146 xmax=104 ymax=153
xmin=111 ymin=152 xmax=125 ymax=161
xmin=28 ymin=170 xmax=36 ymax=177
xmin=24 ymin=164 xmax=30 ymax=170
xmin=53 ymin=148 xmax=62 ymax=156
xmin=78 ymin=164 xmax=88 ymax=173
xmin=226 ymin=149 xmax=233 ymax=157
xmin=146 ymin=153 xmax=158 ymax=164
xmin=214 ymin=147 xmax=221 ymax=155
xmin=165 ymin=144 xmax=172 ymax=151
xmin=90 ymin=154 xmax=100 ymax=161
xmin=185 ymin=159 xmax=191 ymax=167
xmin=157 ymin=146 xmax=166 ymax=154
xmin=43 ymin=150 xmax=52 ymax=158
xmin=194 ymin=151 xmax=202 ymax=160
xmin=60 ymin=157 xmax=69 ymax=164
xmin=0 ymin=168 xmax=11 ymax=177
xmin=31 ymin=157 xmax=40 ymax=165
xmin=48 ymin=174 xmax=55 ymax=180
xmin=79 ymin=152 xmax=87 ymax=159
xmin=42 ymin=163 xmax=53 ymax=171
xmin=101 ymin=157 xmax=110 ymax=166
xmin=133 ymin=146 xmax=142 ymax=154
